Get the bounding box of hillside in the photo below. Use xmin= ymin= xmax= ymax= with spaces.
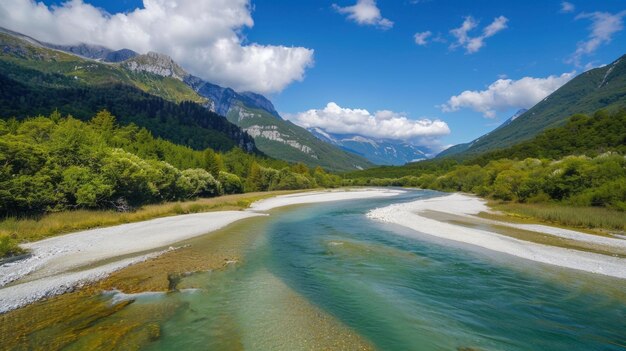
xmin=226 ymin=105 xmax=373 ymax=171
xmin=0 ymin=30 xmax=206 ymax=105
xmin=440 ymin=55 xmax=626 ymax=158
xmin=0 ymin=62 xmax=255 ymax=152
xmin=469 ymin=109 xmax=626 ymax=165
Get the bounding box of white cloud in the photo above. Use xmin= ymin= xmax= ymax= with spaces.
xmin=0 ymin=0 xmax=314 ymax=94
xmin=333 ymin=0 xmax=393 ymax=30
xmin=568 ymin=11 xmax=626 ymax=66
xmin=450 ymin=16 xmax=478 ymax=48
xmin=441 ymin=72 xmax=575 ymax=118
xmin=560 ymin=1 xmax=575 ymax=13
xmin=285 ymin=102 xmax=450 ymax=140
xmin=414 ymin=31 xmax=432 ymax=46
xmin=450 ymin=15 xmax=508 ymax=54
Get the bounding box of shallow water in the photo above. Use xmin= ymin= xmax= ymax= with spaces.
xmin=4 ymin=190 xmax=626 ymax=350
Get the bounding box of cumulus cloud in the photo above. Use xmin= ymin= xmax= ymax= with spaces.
xmin=285 ymin=102 xmax=450 ymax=140
xmin=560 ymin=1 xmax=575 ymax=13
xmin=450 ymin=15 xmax=508 ymax=54
xmin=441 ymin=72 xmax=575 ymax=118
xmin=333 ymin=0 xmax=393 ymax=30
xmin=414 ymin=31 xmax=432 ymax=46
xmin=568 ymin=10 xmax=626 ymax=66
xmin=0 ymin=0 xmax=314 ymax=94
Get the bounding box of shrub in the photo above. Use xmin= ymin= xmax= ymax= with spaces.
xmin=218 ymin=171 xmax=244 ymax=194
xmin=178 ymin=169 xmax=221 ymax=198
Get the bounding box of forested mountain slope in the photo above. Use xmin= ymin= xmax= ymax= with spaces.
xmin=0 ymin=63 xmax=255 ymax=152
xmin=440 ymin=55 xmax=626 ymax=158
xmin=0 ymin=30 xmax=207 ymax=105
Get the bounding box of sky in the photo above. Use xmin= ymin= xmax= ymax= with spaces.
xmin=2 ymin=0 xmax=625 ymax=151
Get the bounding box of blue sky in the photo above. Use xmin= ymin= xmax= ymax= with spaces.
xmin=23 ymin=1 xmax=626 ymax=148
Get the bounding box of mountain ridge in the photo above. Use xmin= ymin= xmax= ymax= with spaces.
xmin=437 ymin=108 xmax=527 ymax=158
xmin=439 ymin=55 xmax=626 ymax=159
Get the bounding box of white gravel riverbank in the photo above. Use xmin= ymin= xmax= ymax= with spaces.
xmin=0 ymin=188 xmax=403 ymax=313
xmin=367 ymin=193 xmax=626 ymax=279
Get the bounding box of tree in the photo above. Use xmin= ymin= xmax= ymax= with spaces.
xmin=203 ymin=148 xmax=222 ymax=177
xmin=90 ymin=109 xmax=117 ymax=132
xmin=247 ymin=162 xmax=263 ymax=192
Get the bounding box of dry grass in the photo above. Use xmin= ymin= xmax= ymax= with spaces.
xmin=487 ymin=201 xmax=626 ymax=234
xmin=0 ymin=191 xmax=299 ymax=246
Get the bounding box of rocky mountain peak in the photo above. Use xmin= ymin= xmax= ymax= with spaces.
xmin=123 ymin=51 xmax=188 ymax=80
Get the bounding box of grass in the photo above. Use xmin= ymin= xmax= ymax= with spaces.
xmin=0 ymin=235 xmax=25 ymax=258
xmin=0 ymin=191 xmax=300 ymax=252
xmin=486 ymin=201 xmax=626 ymax=234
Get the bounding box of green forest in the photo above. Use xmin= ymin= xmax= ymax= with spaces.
xmin=345 ymin=109 xmax=626 ymax=211
xmin=0 ymin=110 xmax=341 ymax=217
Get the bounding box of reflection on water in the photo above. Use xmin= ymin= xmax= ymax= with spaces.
xmin=1 ymin=190 xmax=625 ymax=351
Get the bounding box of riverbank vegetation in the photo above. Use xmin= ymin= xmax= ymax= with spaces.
xmin=1 ymin=110 xmax=342 ymax=215
xmin=0 ymin=110 xmax=343 ymax=256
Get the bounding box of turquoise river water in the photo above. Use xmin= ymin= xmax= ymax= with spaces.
xmin=109 ymin=190 xmax=624 ymax=350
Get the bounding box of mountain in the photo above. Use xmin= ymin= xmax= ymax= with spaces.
xmin=47 ymin=43 xmax=138 ymax=62
xmin=493 ymin=108 xmax=528 ymax=131
xmin=0 ymin=30 xmax=207 ymax=105
xmin=185 ymin=76 xmax=280 ymax=118
xmin=437 ymin=109 xmax=527 ymax=158
xmin=123 ymin=51 xmax=188 ymax=80
xmin=225 ymin=106 xmax=372 ymax=171
xmin=119 ymin=50 xmax=371 ymax=171
xmin=0 ymin=28 xmax=371 ymax=171
xmin=0 ymin=32 xmax=256 ymax=152
xmin=0 ymin=26 xmax=138 ymax=63
xmin=307 ymin=128 xmax=428 ymax=165
xmin=439 ymin=55 xmax=626 ymax=158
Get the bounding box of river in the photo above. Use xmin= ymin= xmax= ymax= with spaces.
xmin=2 ymin=190 xmax=625 ymax=350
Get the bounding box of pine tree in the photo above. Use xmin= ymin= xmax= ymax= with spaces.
xmin=203 ymin=148 xmax=221 ymax=177
xmin=247 ymin=162 xmax=263 ymax=192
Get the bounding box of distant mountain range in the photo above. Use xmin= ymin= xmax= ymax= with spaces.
xmin=0 ymin=27 xmax=372 ymax=171
xmin=439 ymin=54 xmax=626 ymax=159
xmin=307 ymin=128 xmax=429 ymax=166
